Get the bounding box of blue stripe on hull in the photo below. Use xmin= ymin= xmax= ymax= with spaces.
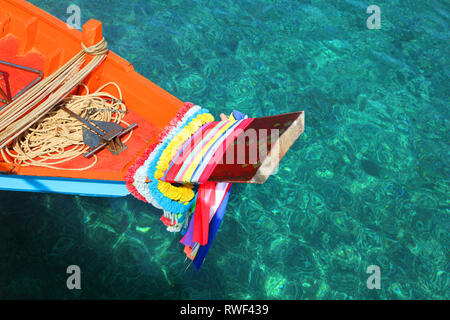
xmin=0 ymin=175 xmax=130 ymax=197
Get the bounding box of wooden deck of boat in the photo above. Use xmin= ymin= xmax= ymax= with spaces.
xmin=0 ymin=36 xmax=44 ymax=107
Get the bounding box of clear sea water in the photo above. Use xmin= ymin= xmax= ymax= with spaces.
xmin=0 ymin=0 xmax=448 ymax=299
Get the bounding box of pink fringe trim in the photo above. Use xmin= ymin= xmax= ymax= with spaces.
xmin=125 ymin=102 xmax=195 ymax=202
xmin=125 ymin=142 xmax=157 ymax=202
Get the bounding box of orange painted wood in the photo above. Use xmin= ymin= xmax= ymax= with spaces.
xmin=0 ymin=0 xmax=185 ymax=181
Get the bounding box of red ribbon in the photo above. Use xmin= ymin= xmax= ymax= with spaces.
xmin=193 ymin=181 xmax=216 ymax=245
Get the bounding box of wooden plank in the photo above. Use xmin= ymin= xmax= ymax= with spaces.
xmin=207 ymin=111 xmax=304 ymax=183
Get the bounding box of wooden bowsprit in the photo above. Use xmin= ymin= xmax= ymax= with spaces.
xmin=207 ymin=111 xmax=305 ymax=184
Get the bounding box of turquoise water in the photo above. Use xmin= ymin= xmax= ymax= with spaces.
xmin=0 ymin=0 xmax=448 ymax=299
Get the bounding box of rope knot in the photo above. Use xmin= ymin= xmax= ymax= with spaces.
xmin=81 ymin=37 xmax=108 ymax=56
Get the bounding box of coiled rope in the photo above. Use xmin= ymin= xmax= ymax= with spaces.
xmin=0 ymin=82 xmax=132 ymax=170
xmin=0 ymin=38 xmax=109 ymax=149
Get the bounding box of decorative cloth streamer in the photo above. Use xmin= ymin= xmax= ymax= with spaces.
xmin=193 ymin=183 xmax=232 ymax=269
xmin=192 ymin=182 xmax=216 ymax=246
xmin=180 ymin=110 xmax=247 ymax=268
xmin=126 ymin=105 xmax=252 ymax=269
xmin=145 ymin=108 xmax=213 ymax=214
xmin=162 ymin=118 xmax=254 ymax=183
xmin=125 ymin=102 xmax=205 ymax=207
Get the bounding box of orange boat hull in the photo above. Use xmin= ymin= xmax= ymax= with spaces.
xmin=0 ymin=0 xmax=184 ymax=182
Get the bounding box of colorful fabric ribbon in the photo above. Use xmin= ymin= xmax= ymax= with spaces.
xmin=126 ymin=104 xmax=248 ymax=269
xmin=180 ymin=110 xmax=247 ymax=269
xmin=162 ymin=118 xmax=253 ymax=183
xmin=193 ymin=183 xmax=231 ymax=269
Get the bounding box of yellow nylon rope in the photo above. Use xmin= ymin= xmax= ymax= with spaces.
xmin=0 ymin=82 xmax=133 ymax=170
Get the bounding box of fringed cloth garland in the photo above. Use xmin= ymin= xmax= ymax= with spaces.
xmin=0 ymin=82 xmax=132 ymax=170
xmin=125 ymin=103 xmax=214 ymax=233
xmin=125 ymin=102 xmax=197 ymax=204
xmin=125 ymin=107 xmax=249 ymax=268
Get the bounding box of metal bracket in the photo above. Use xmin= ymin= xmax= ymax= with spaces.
xmin=0 ymin=71 xmax=12 ymax=103
xmin=0 ymin=60 xmax=43 ymax=108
